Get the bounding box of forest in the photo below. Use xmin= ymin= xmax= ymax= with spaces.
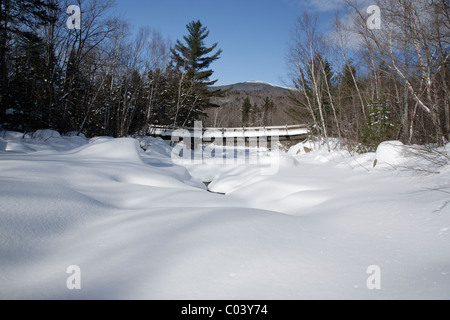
xmin=0 ymin=0 xmax=448 ymax=151
xmin=0 ymin=0 xmax=223 ymax=137
xmin=287 ymin=0 xmax=449 ymax=150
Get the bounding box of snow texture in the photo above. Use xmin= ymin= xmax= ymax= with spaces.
xmin=0 ymin=132 xmax=449 ymax=300
xmin=375 ymin=141 xmax=406 ymax=168
xmin=32 ymin=129 xmax=62 ymax=140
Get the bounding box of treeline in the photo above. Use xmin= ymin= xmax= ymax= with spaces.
xmin=241 ymin=96 xmax=276 ymax=127
xmin=0 ymin=0 xmax=223 ymax=137
xmin=287 ymin=0 xmax=449 ymax=150
xmin=1 ymin=0 xmax=448 ymax=148
xmin=207 ymin=91 xmax=294 ymax=128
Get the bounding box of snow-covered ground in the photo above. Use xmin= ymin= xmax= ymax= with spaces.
xmin=0 ymin=130 xmax=449 ymax=300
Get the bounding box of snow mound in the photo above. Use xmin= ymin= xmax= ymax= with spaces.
xmin=65 ymin=131 xmax=87 ymax=138
xmin=139 ymin=136 xmax=172 ymax=157
xmin=289 ymin=139 xmax=343 ymax=156
xmin=32 ymin=129 xmax=61 ymax=140
xmin=73 ymin=138 xmax=143 ymax=163
xmin=374 ymin=141 xmax=406 ymax=168
xmin=288 ymin=140 xmax=319 ymax=155
xmin=0 ymin=140 xmax=6 ymax=151
xmin=5 ymin=141 xmax=36 ymax=153
xmin=270 ymin=151 xmax=300 ymax=168
xmin=1 ymin=132 xmax=450 ymax=300
xmin=1 ymin=130 xmax=25 ymax=139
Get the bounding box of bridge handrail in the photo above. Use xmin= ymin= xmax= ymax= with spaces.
xmin=147 ymin=124 xmax=310 ymax=142
xmin=149 ymin=124 xmax=308 ymax=133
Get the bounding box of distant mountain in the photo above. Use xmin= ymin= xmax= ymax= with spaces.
xmin=212 ymin=81 xmax=295 ymax=93
xmin=205 ymin=81 xmax=298 ymax=128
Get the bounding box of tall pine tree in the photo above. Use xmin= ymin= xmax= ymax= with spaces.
xmin=170 ymin=20 xmax=224 ymax=126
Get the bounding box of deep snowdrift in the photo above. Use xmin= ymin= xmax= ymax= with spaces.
xmin=0 ymin=132 xmax=449 ymax=299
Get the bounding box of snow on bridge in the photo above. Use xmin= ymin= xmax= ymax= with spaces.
xmin=148 ymin=124 xmax=309 ymax=146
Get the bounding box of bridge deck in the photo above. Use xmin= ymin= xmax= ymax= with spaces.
xmin=149 ymin=125 xmax=309 ymax=141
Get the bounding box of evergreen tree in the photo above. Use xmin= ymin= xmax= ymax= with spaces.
xmin=171 ymin=20 xmax=222 ymax=85
xmin=61 ymin=48 xmax=90 ymax=132
xmin=0 ymin=0 xmax=58 ymax=123
xmin=154 ymin=67 xmax=179 ymax=126
xmin=359 ymin=99 xmax=399 ymax=152
xmin=251 ymin=102 xmax=259 ymax=126
xmin=8 ymin=32 xmax=47 ymax=130
xmin=170 ymin=20 xmax=224 ymax=126
xmin=241 ymin=97 xmax=252 ymax=126
xmin=261 ymin=97 xmax=276 ymax=126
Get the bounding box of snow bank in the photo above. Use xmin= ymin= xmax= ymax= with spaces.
xmin=0 ymin=129 xmax=89 ymax=153
xmin=288 ymin=139 xmax=346 ymax=156
xmin=374 ymin=141 xmax=406 ymax=168
xmin=139 ymin=136 xmax=173 ymax=158
xmin=289 ymin=139 xmax=450 ymax=175
xmin=32 ymin=129 xmax=61 ymax=140
xmin=0 ymin=133 xmax=449 ymax=300
xmin=1 ymin=130 xmax=25 ymax=139
xmin=65 ymin=131 xmax=87 ymax=138
xmin=288 ymin=140 xmax=318 ymax=155
xmin=0 ymin=140 xmax=6 ymax=151
xmin=73 ymin=138 xmax=144 ymax=164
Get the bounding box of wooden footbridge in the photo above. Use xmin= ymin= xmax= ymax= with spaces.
xmin=148 ymin=124 xmax=309 ymax=147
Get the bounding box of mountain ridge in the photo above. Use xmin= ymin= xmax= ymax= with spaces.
xmin=211 ymin=81 xmax=295 ymax=93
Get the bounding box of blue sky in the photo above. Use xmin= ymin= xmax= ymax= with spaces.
xmin=113 ymin=0 xmax=344 ymax=86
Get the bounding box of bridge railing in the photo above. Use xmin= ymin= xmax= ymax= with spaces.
xmin=148 ymin=124 xmax=309 ymax=139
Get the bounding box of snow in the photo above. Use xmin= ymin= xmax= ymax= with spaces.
xmin=32 ymin=129 xmax=62 ymax=140
xmin=0 ymin=131 xmax=449 ymax=300
xmin=375 ymin=141 xmax=406 ymax=168
xmin=1 ymin=130 xmax=25 ymax=139
xmin=65 ymin=132 xmax=87 ymax=138
xmin=5 ymin=109 xmax=16 ymax=116
xmin=153 ymin=125 xmax=308 ymax=139
xmin=245 ymin=80 xmax=296 ymax=91
xmin=288 ymin=139 xmax=321 ymax=155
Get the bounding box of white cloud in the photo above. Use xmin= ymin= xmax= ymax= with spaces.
xmin=303 ymin=0 xmax=374 ymax=12
xmin=307 ymin=0 xmax=345 ymax=11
